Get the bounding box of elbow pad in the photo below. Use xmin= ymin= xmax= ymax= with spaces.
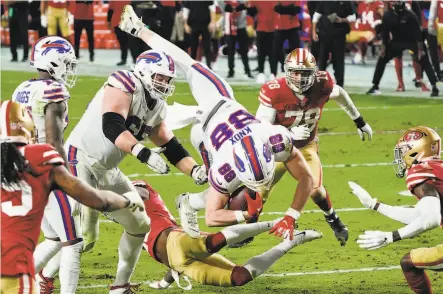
xmin=162 ymin=137 xmax=190 ymax=165
xmin=102 ymin=112 xmax=127 ymax=144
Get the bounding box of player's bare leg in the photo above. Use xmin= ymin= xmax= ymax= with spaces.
xmin=400 ymin=253 xmax=433 ymax=294
xmin=311 ymin=186 xmax=348 ymax=246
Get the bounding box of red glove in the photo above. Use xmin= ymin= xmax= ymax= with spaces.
xmin=269 ymin=215 xmax=296 ymax=240
xmin=245 ymin=189 xmax=263 ymax=221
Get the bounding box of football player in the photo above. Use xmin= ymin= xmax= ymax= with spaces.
xmin=254 ymin=48 xmax=373 ymax=246
xmin=132 ymin=180 xmax=322 ymax=290
xmin=62 ymin=48 xmax=206 ymax=293
xmin=0 ymin=101 xmax=145 ymax=294
xmin=120 ymin=5 xmax=316 ymax=243
xmin=10 ymin=36 xmax=83 ymax=294
xmin=346 ymin=0 xmax=384 ymax=65
xmin=350 ymin=126 xmax=442 ymax=294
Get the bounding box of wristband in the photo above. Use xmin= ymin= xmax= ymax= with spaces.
xmin=159 ymin=279 xmax=170 ymax=288
xmin=373 ymin=202 xmax=380 ymax=211
xmin=392 ymin=230 xmax=402 ymax=242
xmin=286 ymin=208 xmax=301 ymax=220
xmin=131 ymin=143 xmax=145 ymax=157
xmin=353 ymin=116 xmax=366 ymax=129
xmin=234 ymin=210 xmax=246 ymax=223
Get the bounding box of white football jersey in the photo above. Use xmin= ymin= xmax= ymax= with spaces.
xmin=67 ymin=70 xmax=167 ymax=169
xmin=12 ymin=79 xmax=70 ymax=143
xmin=205 ymin=100 xmax=293 ymax=194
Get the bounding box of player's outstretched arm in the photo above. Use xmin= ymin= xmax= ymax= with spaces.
xmin=52 ymin=165 xmax=145 ymax=212
xmin=148 ymin=270 xmax=174 ymax=290
xmin=150 ymin=121 xmax=207 ymax=185
xmin=329 ymin=85 xmax=372 ymax=141
xmin=119 ymin=5 xmax=195 ymax=71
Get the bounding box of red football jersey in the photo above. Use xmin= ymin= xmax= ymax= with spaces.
xmin=1 ymin=144 xmax=64 ymax=277
xmin=353 ymin=1 xmax=384 ymax=31
xmin=258 ymin=71 xmax=334 ymax=148
xmin=406 ymin=157 xmax=443 ymax=225
xmin=139 ymin=181 xmax=178 ymax=262
xmin=438 ymin=1 xmax=443 ymax=24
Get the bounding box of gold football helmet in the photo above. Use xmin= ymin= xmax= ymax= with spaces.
xmin=393 ymin=126 xmax=441 ymax=178
xmin=0 ymin=100 xmax=36 ymax=145
xmin=284 ymin=48 xmax=318 ymax=95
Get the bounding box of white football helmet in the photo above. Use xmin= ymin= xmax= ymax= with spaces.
xmin=30 ymin=36 xmax=78 ymax=88
xmin=133 ymin=50 xmax=177 ymax=100
xmin=233 ymin=135 xmax=276 ymax=193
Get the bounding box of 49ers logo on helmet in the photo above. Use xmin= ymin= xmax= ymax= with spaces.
xmin=403 ymin=131 xmax=424 ymax=142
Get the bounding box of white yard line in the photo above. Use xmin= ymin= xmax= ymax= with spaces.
xmin=75 ymin=265 xmax=401 ymax=289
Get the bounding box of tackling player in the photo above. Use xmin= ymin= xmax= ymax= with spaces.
xmin=0 ymin=101 xmax=145 ymax=293
xmin=120 ymin=5 xmax=316 ymax=244
xmin=132 ymin=180 xmax=322 ymax=290
xmin=350 ymin=126 xmax=442 ymax=294
xmin=10 ymin=36 xmax=83 ymax=294
xmin=255 ymin=47 xmax=373 ymax=246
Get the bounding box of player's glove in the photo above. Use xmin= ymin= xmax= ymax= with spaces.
xmin=290 ymin=125 xmax=310 ymax=141
xmin=245 ymin=189 xmax=263 ymax=221
xmin=357 ymin=230 xmax=393 ymax=250
xmin=269 ymin=208 xmax=300 ymax=240
xmin=148 ymin=279 xmax=171 ymax=290
xmin=119 ymin=5 xmax=147 ymax=38
xmin=67 ymin=12 xmax=74 ymax=25
xmin=40 ymin=14 xmax=48 ymax=28
xmin=122 ymin=191 xmax=146 ymax=212
xmin=191 ymin=165 xmax=208 ymax=185
xmin=353 ymin=116 xmax=372 ymax=141
xmin=348 ymin=182 xmax=377 ymax=210
xmin=428 ymin=24 xmax=437 ymax=36
xmin=132 ymin=144 xmax=170 ymax=174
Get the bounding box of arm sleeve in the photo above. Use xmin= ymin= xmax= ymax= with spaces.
xmin=429 ymin=0 xmax=438 ymax=27
xmin=396 ymin=196 xmax=441 ymax=240
xmin=256 ymin=104 xmax=277 ymax=124
xmin=376 ymin=203 xmax=420 ymax=224
xmin=312 ymin=12 xmax=322 ymax=24
xmin=107 ymin=8 xmax=114 ymax=22
xmin=328 ymin=85 xmax=361 ymax=120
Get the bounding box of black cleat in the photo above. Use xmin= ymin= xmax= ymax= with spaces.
xmin=431 ymin=86 xmax=439 ymax=97
xmin=366 ymin=85 xmax=381 ymax=95
xmin=325 ymin=215 xmax=348 ymax=246
xmin=228 ymin=237 xmax=254 ymax=248
xmin=227 ymin=71 xmax=235 ymax=78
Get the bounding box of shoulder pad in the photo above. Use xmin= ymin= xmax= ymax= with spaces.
xmin=41 ymin=81 xmax=70 ymax=103
xmin=108 ymin=70 xmax=137 ymax=94
xmin=22 ymin=143 xmax=64 ymax=174
xmin=406 ymin=162 xmax=438 ymax=192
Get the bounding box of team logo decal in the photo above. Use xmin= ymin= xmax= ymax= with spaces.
xmin=403 ymin=131 xmax=425 ymax=142
xmin=137 ymin=52 xmax=162 ymax=64
xmin=41 ymin=40 xmax=72 ymax=55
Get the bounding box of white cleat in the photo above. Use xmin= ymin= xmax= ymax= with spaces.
xmin=119 ymin=5 xmax=146 ymax=38
xmin=280 ymin=230 xmax=323 ymax=253
xmin=175 ymin=193 xmax=200 ymax=238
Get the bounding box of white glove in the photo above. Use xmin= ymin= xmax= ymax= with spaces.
xmin=290 ymin=125 xmax=310 ymax=141
xmin=67 ymin=12 xmax=74 ymax=25
xmin=428 ymin=25 xmax=437 ymax=36
xmin=41 ymin=14 xmax=48 ymax=28
xmin=357 ymin=230 xmax=393 ymax=250
xmin=148 ymin=279 xmax=171 ymax=290
xmin=354 ymin=116 xmax=372 ymax=141
xmin=119 ymin=5 xmax=147 ymax=38
xmin=191 ymin=165 xmax=207 ymax=185
xmin=132 ymin=144 xmax=170 ymax=174
xmin=122 ymin=191 xmax=146 ymax=212
xmin=348 ymin=182 xmax=377 ymax=209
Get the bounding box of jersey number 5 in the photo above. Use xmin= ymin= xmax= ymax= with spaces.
xmin=2 ymin=181 xmax=33 ymax=216
xmin=285 ymin=107 xmax=321 ymax=132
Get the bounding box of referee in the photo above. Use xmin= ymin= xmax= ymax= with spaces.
xmin=366 ymin=1 xmax=439 ymax=97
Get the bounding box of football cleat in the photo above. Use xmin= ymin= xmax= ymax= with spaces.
xmin=228 ymin=237 xmax=254 ymax=248
xmin=280 ymin=229 xmax=323 ymax=253
xmin=366 ymin=85 xmax=381 ymax=95
xmin=108 ymin=283 xmax=140 ymax=294
xmin=325 ymin=215 xmax=349 ymax=246
xmin=175 ymin=193 xmax=200 ymax=238
xmin=396 ymin=83 xmax=405 ymax=92
xmin=119 ymin=5 xmax=146 ymax=38
xmin=431 ymin=86 xmax=439 ymax=97
xmin=36 ymin=271 xmax=55 ymax=294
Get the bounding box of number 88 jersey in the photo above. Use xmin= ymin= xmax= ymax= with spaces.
xmin=258 ymin=72 xmax=334 ymax=149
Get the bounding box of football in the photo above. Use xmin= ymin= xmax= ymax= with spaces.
xmin=227 ymin=185 xmax=250 ymax=211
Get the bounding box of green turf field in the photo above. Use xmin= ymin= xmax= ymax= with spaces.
xmin=2 ymin=70 xmax=443 ymax=293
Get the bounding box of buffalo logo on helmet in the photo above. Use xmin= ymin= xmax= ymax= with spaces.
xmin=403 ymin=131 xmax=425 ymax=142
xmin=41 ymin=40 xmax=72 ymax=56
xmin=137 ymin=52 xmax=163 ymax=64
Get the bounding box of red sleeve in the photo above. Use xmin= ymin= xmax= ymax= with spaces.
xmin=258 ymin=83 xmax=274 ymax=107
xmin=406 ymin=163 xmax=438 ymax=193
xmin=23 ymin=144 xmax=64 ymax=175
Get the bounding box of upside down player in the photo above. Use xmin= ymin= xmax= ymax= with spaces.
xmin=255 ymin=48 xmax=373 ymax=246
xmin=119 ymin=6 xmax=317 ymax=242
xmin=130 ymin=180 xmax=322 ymax=290
xmin=0 ymin=101 xmax=145 ymax=293
xmin=350 ymin=126 xmax=442 ymax=294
